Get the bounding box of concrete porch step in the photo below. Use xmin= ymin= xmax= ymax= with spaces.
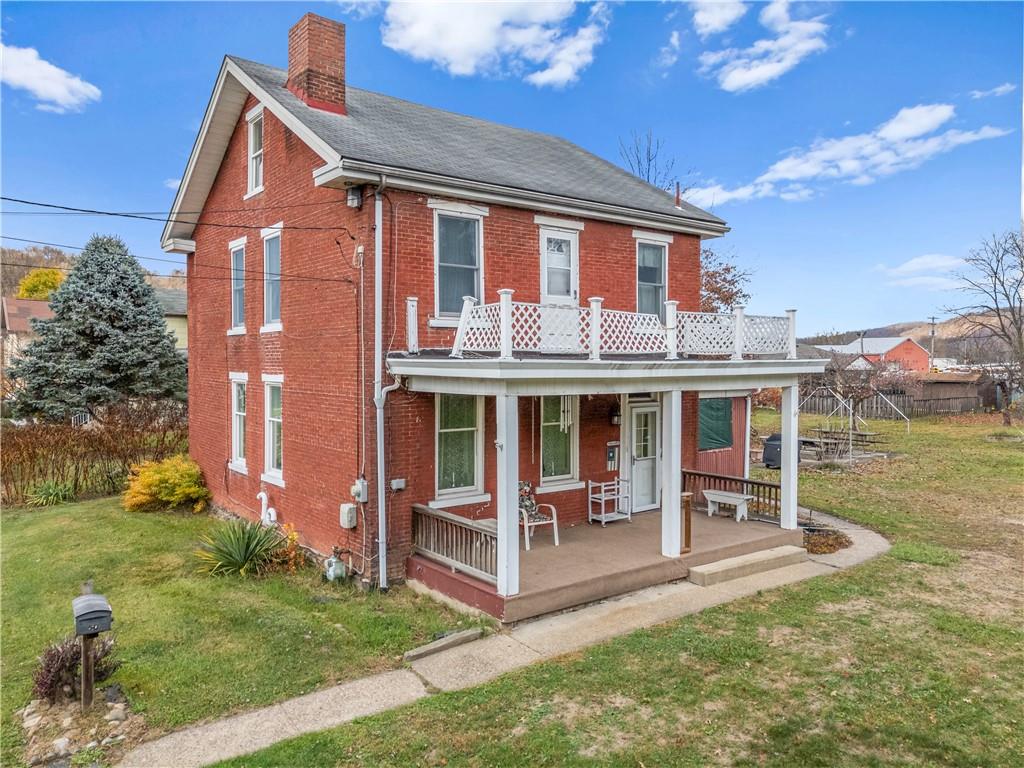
xmin=687 ymin=545 xmax=808 ymax=587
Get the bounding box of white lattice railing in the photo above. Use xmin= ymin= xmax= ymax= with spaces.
xmin=409 ymin=289 xmax=797 ymax=361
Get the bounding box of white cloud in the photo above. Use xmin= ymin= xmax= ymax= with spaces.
xmin=698 ymin=0 xmax=827 ymax=92
xmin=686 ymin=103 xmax=1009 ymax=208
xmin=164 ymin=178 xmax=182 ymax=190
xmin=654 ymin=30 xmax=682 ymax=73
xmin=380 ymin=1 xmax=610 ymax=88
xmin=336 ymin=1 xmax=383 ymax=20
xmin=969 ymin=82 xmax=1017 ymax=99
xmin=0 ymin=42 xmax=101 ymax=113
xmin=874 ymin=254 xmax=965 ymax=291
xmin=689 ymin=1 xmax=747 ymax=39
xmin=884 ymin=275 xmax=961 ymax=291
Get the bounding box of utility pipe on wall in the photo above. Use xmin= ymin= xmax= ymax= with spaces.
xmin=373 ymin=187 xmax=388 ymax=590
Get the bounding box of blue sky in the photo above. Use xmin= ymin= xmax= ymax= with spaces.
xmin=1 ymin=1 xmax=1020 ymax=334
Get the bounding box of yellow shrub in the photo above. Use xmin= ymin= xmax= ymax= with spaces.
xmin=123 ymin=455 xmax=210 ymax=513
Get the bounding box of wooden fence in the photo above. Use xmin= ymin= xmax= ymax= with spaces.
xmin=411 ymin=504 xmax=498 ymax=584
xmin=801 ymin=393 xmax=980 ymax=420
xmin=681 ymin=470 xmax=781 ymax=523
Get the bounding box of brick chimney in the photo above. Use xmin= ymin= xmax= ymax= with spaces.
xmin=286 ymin=13 xmax=346 ymax=115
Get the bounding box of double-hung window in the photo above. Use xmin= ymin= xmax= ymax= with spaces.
xmin=262 ymin=374 xmax=284 ymax=486
xmin=229 ymin=373 xmax=247 ymax=472
xmin=698 ymin=397 xmax=733 ymax=451
xmin=435 ymin=394 xmax=483 ymax=499
xmin=247 ymin=106 xmax=264 ymax=196
xmin=229 ymin=237 xmax=246 ymax=333
xmin=637 ymin=241 xmax=668 ymax=320
xmin=261 ymin=224 xmax=282 ymax=332
xmin=540 ymin=395 xmax=578 ymax=485
xmin=434 ymin=207 xmax=484 ymax=317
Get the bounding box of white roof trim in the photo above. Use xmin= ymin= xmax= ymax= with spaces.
xmin=161 ymin=58 xmax=341 ymax=250
xmin=163 ymin=238 xmax=196 ymax=254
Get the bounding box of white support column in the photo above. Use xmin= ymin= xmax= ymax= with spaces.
xmin=732 ymin=305 xmax=746 ymax=360
xmin=786 ymin=309 xmax=798 ymax=360
xmin=780 ymin=384 xmax=799 ymax=530
xmin=744 ymin=394 xmax=752 ymax=479
xmin=664 ymin=300 xmax=679 ymax=360
xmin=495 ymin=392 xmax=520 ymax=597
xmin=588 ymin=296 xmax=603 ymax=360
xmin=405 ymin=297 xmax=419 ymax=354
xmin=498 ymin=289 xmax=514 ymax=360
xmin=660 ymin=390 xmax=682 ymax=557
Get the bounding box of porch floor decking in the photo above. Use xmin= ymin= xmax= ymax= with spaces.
xmin=408 ymin=511 xmax=803 ymax=623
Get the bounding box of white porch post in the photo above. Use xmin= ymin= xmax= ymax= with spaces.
xmin=498 ymin=289 xmax=514 ymax=360
xmin=495 ymin=392 xmax=520 ymax=596
xmin=405 ymin=297 xmax=419 ymax=354
xmin=660 ymin=390 xmax=683 ymax=557
xmin=780 ymin=384 xmax=799 ymax=530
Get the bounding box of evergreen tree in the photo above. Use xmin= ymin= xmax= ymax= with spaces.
xmin=9 ymin=235 xmax=186 ymax=421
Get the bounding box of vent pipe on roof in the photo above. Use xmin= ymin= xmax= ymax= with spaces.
xmin=674 ymin=181 xmax=681 ymax=208
xmin=286 ymin=13 xmax=346 ymax=115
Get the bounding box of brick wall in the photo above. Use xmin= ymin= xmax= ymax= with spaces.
xmin=189 ymin=92 xmax=712 ymax=584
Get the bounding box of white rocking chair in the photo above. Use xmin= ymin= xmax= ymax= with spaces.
xmin=519 ymin=481 xmax=559 ymax=551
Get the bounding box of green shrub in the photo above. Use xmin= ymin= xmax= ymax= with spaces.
xmin=123 ymin=454 xmax=209 ymax=513
xmin=25 ymin=480 xmax=75 ymax=507
xmin=891 ymin=541 xmax=960 ymax=567
xmin=195 ymin=520 xmax=286 ymax=577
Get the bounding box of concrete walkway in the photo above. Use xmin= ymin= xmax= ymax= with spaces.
xmin=119 ymin=514 xmax=889 ymax=768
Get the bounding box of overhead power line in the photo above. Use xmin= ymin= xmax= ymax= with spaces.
xmin=0 ymin=196 xmax=358 ymax=238
xmin=0 ymin=258 xmax=353 ymax=284
xmin=0 ymin=196 xmax=357 ymax=217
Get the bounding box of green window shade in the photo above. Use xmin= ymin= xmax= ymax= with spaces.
xmin=698 ymin=398 xmax=733 ymax=451
xmin=540 ymin=396 xmax=572 ymax=480
xmin=438 ymin=394 xmax=478 ymax=491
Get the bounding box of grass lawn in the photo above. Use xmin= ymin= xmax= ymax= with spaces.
xmin=217 ymin=413 xmax=1024 ymax=767
xmin=0 ymin=499 xmax=477 ymax=766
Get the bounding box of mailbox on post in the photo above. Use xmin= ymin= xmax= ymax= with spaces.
xmin=71 ymin=593 xmax=112 ymax=710
xmin=72 ymin=594 xmax=113 ymax=636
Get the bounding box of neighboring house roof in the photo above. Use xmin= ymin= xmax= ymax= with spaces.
xmin=163 ymin=57 xmax=727 ymax=250
xmin=0 ymin=297 xmax=54 ymax=334
xmin=795 ymin=343 xmax=831 ymax=360
xmin=917 ymin=372 xmax=982 ymax=384
xmin=815 ymin=337 xmax=925 ymax=356
xmin=152 ymin=287 xmax=187 ymax=317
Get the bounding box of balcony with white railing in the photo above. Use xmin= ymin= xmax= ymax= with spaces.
xmin=405 ymin=290 xmax=798 ymax=362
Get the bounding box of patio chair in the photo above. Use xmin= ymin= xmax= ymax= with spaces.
xmin=519 ymin=480 xmax=559 ymax=551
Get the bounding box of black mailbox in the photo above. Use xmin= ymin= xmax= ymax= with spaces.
xmin=72 ymin=594 xmax=112 ymax=636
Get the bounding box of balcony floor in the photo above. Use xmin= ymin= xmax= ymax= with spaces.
xmin=407 ymin=511 xmax=803 ymax=624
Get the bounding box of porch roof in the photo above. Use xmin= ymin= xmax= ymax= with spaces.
xmin=387 ymin=351 xmax=826 ymax=395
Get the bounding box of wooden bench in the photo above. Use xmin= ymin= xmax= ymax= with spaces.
xmin=703 ymin=489 xmax=755 ymax=522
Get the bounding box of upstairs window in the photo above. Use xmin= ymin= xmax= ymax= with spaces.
xmin=262 ymin=224 xmax=282 ymax=331
xmin=247 ymin=107 xmax=264 ymax=196
xmin=637 ymin=241 xmax=667 ymax=320
xmin=229 ymin=237 xmax=246 ymax=331
xmin=436 ymin=212 xmax=482 ymax=316
xmin=698 ymin=398 xmax=733 ymax=451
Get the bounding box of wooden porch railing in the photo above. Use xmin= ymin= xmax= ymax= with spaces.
xmin=681 ymin=470 xmax=781 ymax=523
xmin=411 ymin=504 xmax=498 ymax=584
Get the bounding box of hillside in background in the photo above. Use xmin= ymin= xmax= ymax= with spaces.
xmin=1 ymin=246 xmax=184 ymax=297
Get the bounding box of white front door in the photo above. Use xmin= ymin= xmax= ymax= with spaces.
xmin=539 ymin=228 xmax=580 ymax=352
xmin=629 ymin=403 xmax=660 ymax=512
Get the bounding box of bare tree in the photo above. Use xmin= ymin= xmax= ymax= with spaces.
xmin=618 ymin=129 xmax=687 ymax=192
xmin=946 ymin=230 xmax=1023 ymax=424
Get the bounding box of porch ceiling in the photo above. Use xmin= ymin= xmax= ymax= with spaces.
xmin=387 ymin=352 xmax=825 ymax=395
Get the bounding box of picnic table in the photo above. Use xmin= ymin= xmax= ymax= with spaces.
xmin=806 ymin=428 xmax=888 ymax=458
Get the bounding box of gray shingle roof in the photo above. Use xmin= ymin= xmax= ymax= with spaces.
xmin=153 ymin=287 xmax=187 ymax=316
xmin=815 ymin=337 xmax=916 ymax=355
xmin=228 ymin=56 xmax=725 ymax=229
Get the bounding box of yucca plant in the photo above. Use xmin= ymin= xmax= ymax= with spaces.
xmin=195 ymin=520 xmax=285 ymax=577
xmin=25 ymin=480 xmax=75 ymax=507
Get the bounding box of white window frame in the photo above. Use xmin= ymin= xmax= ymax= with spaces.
xmin=245 ymin=105 xmax=264 ymax=198
xmin=539 ymin=227 xmax=580 ymax=305
xmin=431 ymin=201 xmax=487 ymax=322
xmin=538 ymin=395 xmax=580 ymax=491
xmin=431 ymin=393 xmax=488 ymax=508
xmin=228 ymin=372 xmax=248 ymax=474
xmin=228 ymin=236 xmax=247 ymax=335
xmin=635 ymin=238 xmax=669 ymax=321
xmin=260 ymin=223 xmax=283 ymax=333
xmin=261 ymin=373 xmax=284 ymax=487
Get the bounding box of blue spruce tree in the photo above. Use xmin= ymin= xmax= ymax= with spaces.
xmin=10 ymin=235 xmax=186 ymax=421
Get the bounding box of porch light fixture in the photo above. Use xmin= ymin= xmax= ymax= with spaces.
xmin=609 ymin=402 xmax=621 ymax=426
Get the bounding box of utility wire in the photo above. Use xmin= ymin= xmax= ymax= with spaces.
xmin=1 ymin=196 xmax=357 ymax=217
xmin=2 ymin=234 xmax=353 ymax=283
xmin=0 ymin=196 xmax=358 ymax=238
xmin=0 ymin=258 xmax=353 ymax=284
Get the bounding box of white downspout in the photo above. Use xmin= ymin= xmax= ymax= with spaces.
xmin=373 ymin=188 xmax=388 ymax=590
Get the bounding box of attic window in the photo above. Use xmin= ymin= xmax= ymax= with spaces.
xmin=246 ymin=106 xmax=264 ymax=197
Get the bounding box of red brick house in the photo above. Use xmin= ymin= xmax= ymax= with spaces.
xmin=815 ymin=336 xmax=930 ymax=372
xmin=163 ymin=14 xmax=824 ymax=621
